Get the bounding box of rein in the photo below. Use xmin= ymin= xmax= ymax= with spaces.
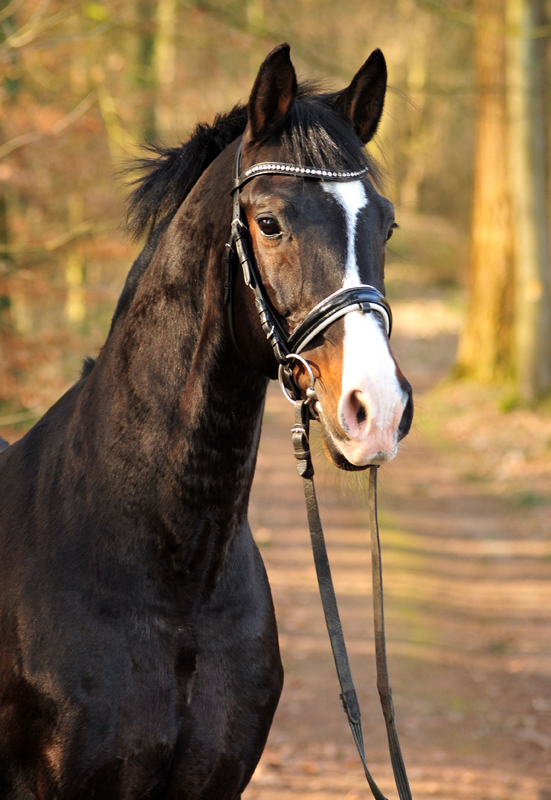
xmin=292 ymin=401 xmax=412 ymax=800
xmin=226 ymin=140 xmax=413 ymax=800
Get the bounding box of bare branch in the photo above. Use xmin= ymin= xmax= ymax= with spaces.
xmin=0 ymin=409 xmax=42 ymax=426
xmin=0 ymin=91 xmax=97 ymax=160
xmin=2 ymin=0 xmax=53 ymax=49
xmin=0 ymin=221 xmax=114 ymax=256
xmin=0 ymin=0 xmax=29 ymax=25
xmin=0 ymin=0 xmax=82 ymax=58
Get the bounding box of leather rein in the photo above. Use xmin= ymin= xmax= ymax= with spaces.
xmin=225 ymin=140 xmax=413 ymax=800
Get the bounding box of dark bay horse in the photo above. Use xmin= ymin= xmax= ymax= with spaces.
xmin=0 ymin=44 xmax=412 ymax=799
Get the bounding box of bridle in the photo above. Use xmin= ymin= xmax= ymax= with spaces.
xmin=225 ymin=140 xmax=393 ymax=408
xmin=225 ymin=139 xmax=413 ymax=800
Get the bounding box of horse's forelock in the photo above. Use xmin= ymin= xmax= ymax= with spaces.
xmin=277 ymin=90 xmax=381 ymax=185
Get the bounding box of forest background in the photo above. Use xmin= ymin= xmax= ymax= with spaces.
xmin=1 ymin=0 xmax=550 ymax=422
xmin=1 ymin=1 xmax=551 ymax=795
xmin=1 ymin=0 xmax=551 ymax=425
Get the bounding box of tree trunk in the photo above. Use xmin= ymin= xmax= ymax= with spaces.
xmin=506 ymin=0 xmax=551 ymax=401
xmin=65 ymin=196 xmax=86 ymax=325
xmin=457 ymin=0 xmax=515 ymax=382
xmin=246 ymin=0 xmax=265 ymax=79
xmin=134 ymin=0 xmax=157 ymax=141
xmin=399 ymin=15 xmax=432 ymax=212
xmin=153 ymin=0 xmax=177 ymax=140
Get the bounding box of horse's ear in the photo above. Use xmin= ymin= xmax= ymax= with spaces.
xmin=333 ymin=49 xmax=387 ymax=144
xmin=246 ymin=43 xmax=297 ymax=141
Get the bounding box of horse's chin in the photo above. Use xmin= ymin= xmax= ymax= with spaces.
xmin=320 ymin=431 xmax=369 ymax=472
xmin=317 ymin=403 xmax=398 ymax=472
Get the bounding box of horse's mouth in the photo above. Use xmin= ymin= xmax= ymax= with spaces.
xmin=316 ymin=401 xmax=399 ymax=471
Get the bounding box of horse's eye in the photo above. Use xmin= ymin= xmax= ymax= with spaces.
xmin=257 ymin=217 xmax=281 ymax=237
xmin=386 ymin=221 xmax=398 ymax=242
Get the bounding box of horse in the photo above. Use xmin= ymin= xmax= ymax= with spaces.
xmin=0 ymin=43 xmax=412 ymax=800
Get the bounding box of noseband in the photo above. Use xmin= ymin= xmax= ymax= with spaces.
xmin=225 ymin=141 xmax=393 ymax=405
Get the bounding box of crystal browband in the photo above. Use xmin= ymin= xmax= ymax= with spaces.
xmin=233 ymin=161 xmax=369 ymax=193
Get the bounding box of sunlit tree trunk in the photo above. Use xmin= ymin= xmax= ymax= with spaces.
xmin=246 ymin=0 xmax=265 ymax=78
xmin=399 ymin=16 xmax=433 ymax=211
xmin=153 ymin=0 xmax=177 ymax=139
xmin=135 ymin=0 xmax=156 ymax=140
xmin=506 ymin=0 xmax=551 ymax=400
xmin=457 ymin=0 xmax=515 ymax=382
xmin=0 ymin=188 xmax=10 ymax=274
xmin=134 ymin=0 xmax=178 ymax=142
xmin=65 ymin=196 xmax=86 ymax=325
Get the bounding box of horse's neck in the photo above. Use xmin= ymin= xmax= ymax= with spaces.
xmin=81 ymin=202 xmax=268 ymax=539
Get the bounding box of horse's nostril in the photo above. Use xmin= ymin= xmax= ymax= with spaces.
xmin=348 ymin=391 xmax=368 ymax=428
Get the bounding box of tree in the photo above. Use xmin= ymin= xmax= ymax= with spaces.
xmin=153 ymin=0 xmax=177 ymax=139
xmin=456 ymin=0 xmax=515 ymax=383
xmin=457 ymin=0 xmax=551 ymax=399
xmin=506 ymin=0 xmax=551 ymax=401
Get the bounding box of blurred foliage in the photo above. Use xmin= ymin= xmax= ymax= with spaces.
xmin=0 ymin=0 xmax=477 ymax=424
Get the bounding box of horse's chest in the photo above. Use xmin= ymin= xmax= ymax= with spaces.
xmin=2 ymin=565 xmax=279 ymax=800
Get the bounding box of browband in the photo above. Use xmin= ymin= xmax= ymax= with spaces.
xmin=233 ymin=161 xmax=369 ymax=194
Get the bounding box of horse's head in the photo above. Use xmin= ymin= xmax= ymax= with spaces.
xmin=229 ymin=44 xmax=413 ymax=470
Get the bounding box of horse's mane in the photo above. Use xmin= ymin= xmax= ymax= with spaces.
xmin=126 ymin=103 xmax=248 ymax=240
xmin=126 ymin=82 xmax=378 ymax=241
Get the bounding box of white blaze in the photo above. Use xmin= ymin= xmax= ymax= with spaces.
xmin=321 ymin=181 xmax=407 ymax=463
xmin=322 ymin=181 xmax=367 ymax=287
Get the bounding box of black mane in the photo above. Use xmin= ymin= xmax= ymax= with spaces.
xmin=126 ymin=103 xmax=248 ymax=240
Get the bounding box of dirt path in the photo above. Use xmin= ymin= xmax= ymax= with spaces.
xmin=244 ymin=338 xmax=551 ymax=799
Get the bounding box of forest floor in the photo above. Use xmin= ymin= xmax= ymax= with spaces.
xmin=244 ymin=281 xmax=551 ymax=800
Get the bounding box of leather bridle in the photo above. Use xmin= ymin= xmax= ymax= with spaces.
xmin=225 ymin=140 xmax=393 ymax=406
xmin=225 ymin=139 xmax=413 ymax=800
